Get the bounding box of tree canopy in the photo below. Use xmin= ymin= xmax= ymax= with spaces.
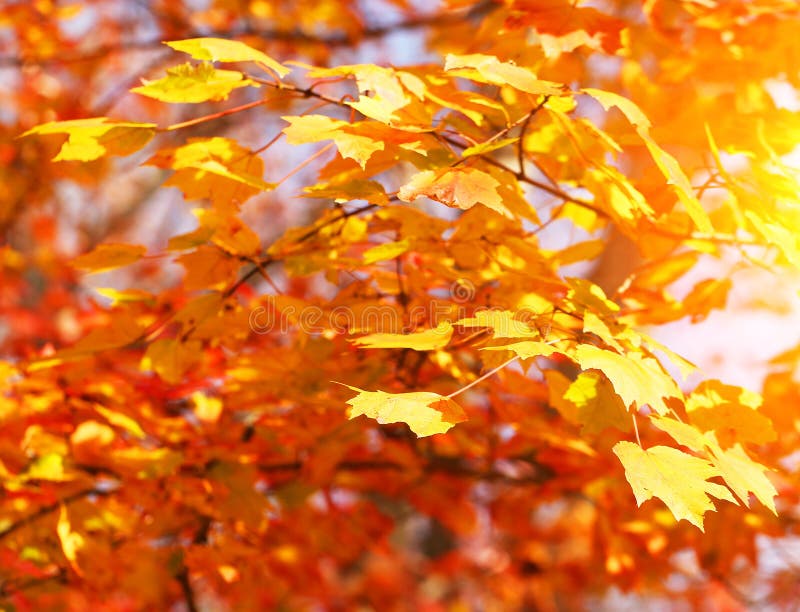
xmin=3 ymin=0 xmax=800 ymax=609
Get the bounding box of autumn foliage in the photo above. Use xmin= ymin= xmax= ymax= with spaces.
xmin=3 ymin=0 xmax=800 ymax=609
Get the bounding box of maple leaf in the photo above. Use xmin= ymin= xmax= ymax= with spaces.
xmin=706 ymin=440 xmax=778 ymax=514
xmin=687 ymin=380 xmax=776 ymax=446
xmin=563 ymin=371 xmax=631 ymax=435
xmin=131 ymin=62 xmax=258 ymax=103
xmin=176 ymin=245 xmax=240 ymax=290
xmin=614 ymin=442 xmax=736 ymax=531
xmin=71 ymin=243 xmax=146 ymax=273
xmin=148 ymin=137 xmax=273 ymax=205
xmin=482 ymin=340 xmax=558 ymax=360
xmin=166 ymin=37 xmax=290 ymax=76
xmin=344 ymin=387 xmax=466 ymax=437
xmin=445 ymin=54 xmax=565 ymax=96
xmin=362 ymin=239 xmax=411 ymax=264
xmin=350 ymin=321 xmax=454 ymax=351
xmin=398 ymin=167 xmax=511 ymax=217
xmin=22 ymin=118 xmax=156 ymax=162
xmin=282 ymin=115 xmax=384 ymax=169
xmin=456 ymin=310 xmax=540 ymax=339
xmin=583 ymin=88 xmax=712 ymax=232
xmin=572 ymin=345 xmax=682 ymax=415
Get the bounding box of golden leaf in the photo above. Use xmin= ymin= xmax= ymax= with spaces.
xmin=398 ymin=167 xmax=510 ymax=217
xmin=166 ymin=37 xmax=289 ymax=76
xmin=131 ymin=62 xmax=257 ymax=103
xmin=23 ymin=118 xmax=156 ymax=162
xmin=350 ymin=321 xmax=453 ymax=351
xmin=344 ymin=386 xmax=466 ymax=437
xmin=614 ymin=442 xmax=736 ymax=531
xmin=71 ymin=243 xmax=146 ymax=273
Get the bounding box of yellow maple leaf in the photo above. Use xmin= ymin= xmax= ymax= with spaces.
xmin=582 ymin=88 xmax=712 ymax=232
xmin=572 ymin=345 xmax=682 ymax=415
xmin=687 ymin=380 xmax=776 ymax=445
xmin=149 ymin=137 xmax=273 ymax=205
xmin=445 ymin=54 xmax=565 ymax=96
xmin=141 ymin=338 xmax=202 ymax=384
xmin=564 ymin=371 xmax=631 ymax=435
xmin=282 ymin=115 xmax=384 ymax=169
xmin=166 ymin=37 xmax=289 ymax=77
xmin=398 ymin=167 xmax=511 ymax=217
xmin=362 ymin=239 xmax=410 ymax=264
xmin=706 ymin=439 xmax=777 ymax=514
xmin=22 ymin=118 xmax=156 ymax=162
xmin=131 ymin=62 xmax=257 ymax=103
xmin=344 ymin=386 xmax=466 ymax=437
xmin=482 ymin=340 xmax=559 ymax=360
xmin=613 ymin=441 xmax=736 ymax=531
xmin=350 ymin=321 xmax=453 ymax=351
xmin=456 ymin=310 xmax=540 ymax=339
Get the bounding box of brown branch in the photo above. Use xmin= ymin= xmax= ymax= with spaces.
xmin=0 ymin=568 xmax=67 ymax=598
xmin=175 ymin=567 xmax=199 ymax=612
xmin=0 ymin=487 xmax=114 ymax=543
xmin=257 ymin=455 xmax=552 ymax=486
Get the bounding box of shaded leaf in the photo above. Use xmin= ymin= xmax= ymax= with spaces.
xmin=363 ymin=239 xmax=410 ymax=264
xmin=71 ymin=243 xmax=146 ymax=273
xmin=573 ymin=345 xmax=682 ymax=415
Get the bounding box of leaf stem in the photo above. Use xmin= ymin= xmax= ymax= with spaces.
xmin=274 ymin=141 xmax=335 ymax=187
xmin=446 ymin=356 xmax=519 ymax=399
xmin=632 ymin=412 xmax=642 ymax=447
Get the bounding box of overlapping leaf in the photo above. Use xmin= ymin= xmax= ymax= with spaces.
xmin=344 ymin=387 xmax=466 ymax=437
xmin=23 ymin=118 xmax=156 ymax=162
xmin=132 ymin=62 xmax=258 ymax=103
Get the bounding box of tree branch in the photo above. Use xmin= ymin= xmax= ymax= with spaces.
xmin=0 ymin=487 xmax=114 ymax=543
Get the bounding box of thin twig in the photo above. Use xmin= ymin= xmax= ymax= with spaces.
xmin=518 ymin=96 xmax=551 ymax=178
xmin=0 ymin=487 xmax=114 ymax=542
xmin=447 ymin=356 xmax=519 ymax=399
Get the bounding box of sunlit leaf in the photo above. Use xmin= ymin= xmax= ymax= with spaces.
xmin=573 ymin=345 xmax=682 ymax=415
xmin=131 ymin=62 xmax=258 ymax=103
xmin=23 ymin=118 xmax=156 ymax=162
xmin=398 ymin=167 xmax=510 ymax=217
xmin=344 ymin=386 xmax=466 ymax=437
xmin=350 ymin=321 xmax=453 ymax=351
xmin=445 ymin=54 xmax=565 ymax=95
xmin=148 ymin=137 xmax=273 ymax=205
xmin=166 ymin=37 xmax=290 ymax=76
xmin=282 ymin=115 xmax=384 ymax=169
xmin=614 ymin=442 xmax=736 ymax=531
